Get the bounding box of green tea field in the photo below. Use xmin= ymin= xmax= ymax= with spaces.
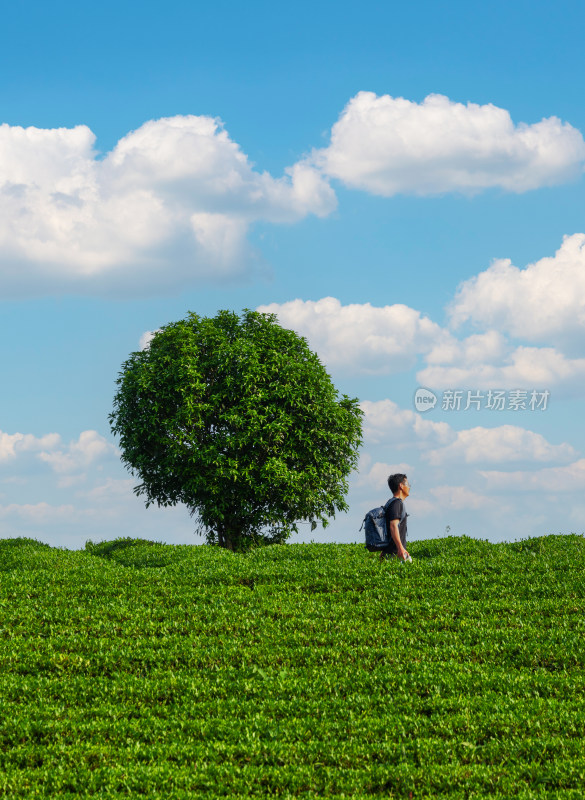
xmin=0 ymin=534 xmax=584 ymax=798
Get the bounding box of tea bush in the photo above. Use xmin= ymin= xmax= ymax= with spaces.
xmin=0 ymin=534 xmax=583 ymax=797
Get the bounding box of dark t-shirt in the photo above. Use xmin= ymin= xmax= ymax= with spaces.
xmin=384 ymin=497 xmax=407 ymax=554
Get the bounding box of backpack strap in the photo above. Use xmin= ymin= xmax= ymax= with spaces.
xmin=360 ymin=498 xmax=392 ymax=532
xmin=385 ymin=496 xmax=406 ymax=521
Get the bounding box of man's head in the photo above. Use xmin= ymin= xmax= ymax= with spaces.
xmin=388 ymin=473 xmax=410 ymax=496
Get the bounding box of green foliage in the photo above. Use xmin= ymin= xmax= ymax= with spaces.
xmin=0 ymin=534 xmax=584 ymax=797
xmin=84 ymin=537 xmax=192 ymax=569
xmin=109 ymin=309 xmax=363 ymax=550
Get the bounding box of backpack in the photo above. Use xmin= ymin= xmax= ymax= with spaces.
xmin=361 ymin=499 xmax=392 ymax=551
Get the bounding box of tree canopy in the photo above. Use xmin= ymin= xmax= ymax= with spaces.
xmin=109 ymin=309 xmax=363 ymax=550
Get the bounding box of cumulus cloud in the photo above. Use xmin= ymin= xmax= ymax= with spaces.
xmin=0 ymin=116 xmax=336 ymax=296
xmin=419 ymin=343 xmax=585 ymax=390
xmin=0 ymin=502 xmax=77 ymax=523
xmin=139 ymin=329 xmax=159 ymax=350
xmin=361 ymin=399 xmax=453 ymax=447
xmin=480 ymin=458 xmax=585 ymax=493
xmin=449 ymin=234 xmax=585 ymax=349
xmin=3 ymin=97 xmax=583 ymax=298
xmin=429 ymin=485 xmax=490 ymax=510
xmin=354 ymin=454 xmax=413 ymax=490
xmin=353 ymin=458 xmax=489 ymax=516
xmin=0 ymin=427 xmax=199 ymax=546
xmin=426 ymin=425 xmax=577 ymax=466
xmin=38 ymin=431 xmax=117 ymax=475
xmin=83 ymin=478 xmax=135 ymax=502
xmin=312 ymin=91 xmax=585 ymax=196
xmin=0 ymin=467 xmax=197 ymax=547
xmin=425 ymin=329 xmax=508 ymax=367
xmin=260 ymin=295 xmax=585 ymax=392
xmin=0 ymin=431 xmax=60 ymax=462
xmin=411 ymin=235 xmax=585 ymax=390
xmin=258 ymin=297 xmax=448 ymax=374
xmin=0 ymin=429 xmax=117 ymax=491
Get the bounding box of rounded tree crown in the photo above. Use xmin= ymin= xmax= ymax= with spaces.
xmin=110 ymin=309 xmax=363 ymax=549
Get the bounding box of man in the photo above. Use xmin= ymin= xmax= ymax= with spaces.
xmin=380 ymin=473 xmax=411 ymax=561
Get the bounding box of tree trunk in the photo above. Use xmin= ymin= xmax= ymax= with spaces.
xmin=218 ymin=528 xmax=235 ymax=551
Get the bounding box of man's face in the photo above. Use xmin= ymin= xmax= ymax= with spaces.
xmin=401 ymin=479 xmax=410 ymax=497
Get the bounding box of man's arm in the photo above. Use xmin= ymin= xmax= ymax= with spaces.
xmin=389 ymin=519 xmax=409 ymax=560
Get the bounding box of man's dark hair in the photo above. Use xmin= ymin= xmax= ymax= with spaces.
xmin=388 ymin=473 xmax=407 ymax=495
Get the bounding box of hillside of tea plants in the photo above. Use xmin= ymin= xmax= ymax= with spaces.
xmin=0 ymin=533 xmax=584 ymax=798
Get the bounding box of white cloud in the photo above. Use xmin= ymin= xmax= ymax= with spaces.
xmin=425 ymin=329 xmax=508 ymax=366
xmin=3 ymin=99 xmax=583 ymax=299
xmin=417 ymin=235 xmax=585 ymax=389
xmin=419 ymin=343 xmax=585 ymax=390
xmin=361 ymin=399 xmax=453 ymax=447
xmin=355 ymin=453 xmax=414 ymax=489
xmin=83 ymin=478 xmax=135 ymax=502
xmin=480 ymin=458 xmax=585 ymax=493
xmin=429 ymin=485 xmax=490 ymax=510
xmin=0 ymin=431 xmax=198 ymax=546
xmin=0 ymin=502 xmax=77 ymax=524
xmin=0 ymin=431 xmax=60 ymax=462
xmin=449 ymin=234 xmax=585 ymax=349
xmin=0 ymin=116 xmax=336 ymax=296
xmin=0 ymin=429 xmax=117 ymax=493
xmin=312 ymin=91 xmax=585 ymax=196
xmin=38 ymin=430 xmax=117 ymax=475
xmin=259 ymin=295 xmax=585 ymax=393
xmin=258 ymin=297 xmax=447 ymax=374
xmin=139 ymin=329 xmax=160 ymax=350
xmin=426 ymin=424 xmax=577 ymax=466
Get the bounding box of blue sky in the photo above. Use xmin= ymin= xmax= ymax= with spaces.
xmin=2 ymin=0 xmax=585 ymax=547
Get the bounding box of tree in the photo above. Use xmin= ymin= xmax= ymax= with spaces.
xmin=109 ymin=309 xmax=363 ymax=551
